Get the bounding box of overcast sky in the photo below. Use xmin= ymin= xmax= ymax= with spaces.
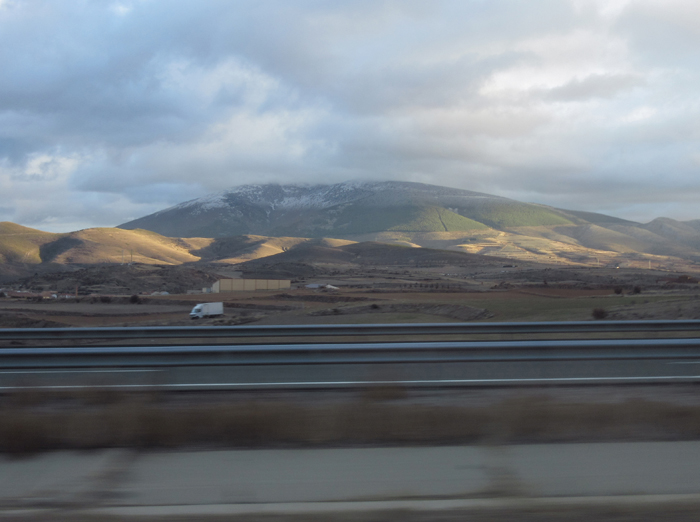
xmin=1 ymin=0 xmax=699 ymax=232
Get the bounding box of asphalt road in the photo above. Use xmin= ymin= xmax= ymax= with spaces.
xmin=2 ymin=355 xmax=700 ymax=389
xmin=3 ymin=442 xmax=700 ymax=515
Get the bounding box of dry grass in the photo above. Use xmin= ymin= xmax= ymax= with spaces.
xmin=3 ymin=391 xmax=700 ymax=455
xmin=7 ymin=504 xmax=700 ymax=522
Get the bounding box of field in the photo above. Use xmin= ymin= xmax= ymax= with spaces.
xmin=2 ymin=286 xmax=699 ymax=328
xmin=2 ymin=260 xmax=700 ymax=327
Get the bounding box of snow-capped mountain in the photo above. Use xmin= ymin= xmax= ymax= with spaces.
xmin=118 ymin=181 xmax=626 ymax=238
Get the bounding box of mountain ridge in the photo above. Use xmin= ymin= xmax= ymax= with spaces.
xmin=118 ymin=181 xmax=590 ymax=238
xmin=3 ymin=181 xmax=700 ymax=277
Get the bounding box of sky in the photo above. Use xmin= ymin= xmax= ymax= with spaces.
xmin=1 ymin=0 xmax=699 ymax=232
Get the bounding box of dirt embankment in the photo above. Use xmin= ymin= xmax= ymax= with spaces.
xmin=274 ymin=293 xmax=373 ymax=303
xmin=0 ymin=314 xmax=65 ymax=328
xmin=309 ymin=302 xmax=492 ymax=321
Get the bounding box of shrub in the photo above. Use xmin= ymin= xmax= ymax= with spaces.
xmin=592 ymin=308 xmax=608 ymax=320
xmin=614 ymin=287 xmax=623 ymax=295
xmin=632 ymin=286 xmax=642 ymax=294
xmin=100 ymin=295 xmax=112 ymax=303
xmin=129 ymin=294 xmax=141 ymax=304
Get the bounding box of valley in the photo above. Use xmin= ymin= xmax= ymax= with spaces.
xmin=3 ymin=181 xmax=700 ymax=327
xmin=2 ymin=257 xmax=699 ymax=329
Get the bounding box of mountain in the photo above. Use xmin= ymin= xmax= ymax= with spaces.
xmin=118 ymin=181 xmax=582 ymax=238
xmin=113 ymin=180 xmax=700 ymax=268
xmin=4 ymin=181 xmax=700 ymax=278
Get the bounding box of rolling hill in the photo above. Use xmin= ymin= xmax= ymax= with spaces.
xmin=4 ymin=181 xmax=700 ymax=278
xmin=0 ymin=223 xmax=201 ymax=266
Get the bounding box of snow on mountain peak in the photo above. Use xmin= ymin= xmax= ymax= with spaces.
xmin=170 ymin=181 xmax=384 ymax=214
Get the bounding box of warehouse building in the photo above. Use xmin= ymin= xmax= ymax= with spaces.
xmin=212 ymin=279 xmax=291 ymax=292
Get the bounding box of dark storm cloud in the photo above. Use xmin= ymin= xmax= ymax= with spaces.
xmin=1 ymin=0 xmax=699 ymax=230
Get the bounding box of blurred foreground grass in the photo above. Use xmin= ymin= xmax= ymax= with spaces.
xmin=2 ymin=387 xmax=700 ymax=454
xmin=7 ymin=503 xmax=700 ymax=522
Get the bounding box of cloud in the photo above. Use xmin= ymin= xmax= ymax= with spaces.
xmin=0 ymin=0 xmax=699 ymax=231
xmin=546 ymin=73 xmax=644 ymax=100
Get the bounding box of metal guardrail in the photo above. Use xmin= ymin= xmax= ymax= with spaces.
xmin=2 ymin=320 xmax=700 ymax=343
xmin=1 ymin=338 xmax=700 ymax=368
xmin=2 ymin=322 xmax=700 ymax=389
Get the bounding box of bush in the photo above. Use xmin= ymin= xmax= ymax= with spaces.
xmin=129 ymin=294 xmax=141 ymax=304
xmin=632 ymin=286 xmax=642 ymax=294
xmin=100 ymin=295 xmax=112 ymax=303
xmin=592 ymin=308 xmax=608 ymax=320
xmin=614 ymin=287 xmax=623 ymax=295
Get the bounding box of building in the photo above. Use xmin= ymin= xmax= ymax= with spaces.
xmin=212 ymin=279 xmax=291 ymax=292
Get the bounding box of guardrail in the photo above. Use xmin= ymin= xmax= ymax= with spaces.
xmin=1 ymin=322 xmax=700 ymax=389
xmin=2 ymin=338 xmax=700 ymax=367
xmin=2 ymin=320 xmax=700 ymax=344
xmin=1 ymin=337 xmax=700 ymax=389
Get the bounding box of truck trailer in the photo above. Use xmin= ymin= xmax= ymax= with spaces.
xmin=190 ymin=302 xmax=224 ymax=319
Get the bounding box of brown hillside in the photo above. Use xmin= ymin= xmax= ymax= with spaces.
xmin=0 ymin=222 xmax=61 ymax=264
xmin=240 ymin=241 xmax=510 ymax=271
xmin=45 ymin=228 xmax=200 ymax=265
xmin=192 ymin=235 xmax=314 ymax=264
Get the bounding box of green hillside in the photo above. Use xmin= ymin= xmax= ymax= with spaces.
xmin=333 ymin=206 xmax=489 ymax=235
xmin=556 ymin=209 xmax=637 ymax=226
xmin=460 ymin=201 xmax=574 ymax=228
xmin=389 ymin=207 xmax=490 ymax=232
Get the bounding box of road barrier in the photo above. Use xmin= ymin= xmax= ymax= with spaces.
xmin=2 ymin=320 xmax=700 ymax=343
xmin=1 ymin=322 xmax=700 ymax=389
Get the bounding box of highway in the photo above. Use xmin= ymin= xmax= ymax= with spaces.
xmin=0 ymin=321 xmax=700 ymax=390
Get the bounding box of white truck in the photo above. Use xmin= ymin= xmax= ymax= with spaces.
xmin=190 ymin=302 xmax=224 ymax=319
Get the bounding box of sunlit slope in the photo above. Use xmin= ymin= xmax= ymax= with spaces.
xmin=459 ymin=200 xmax=574 ymax=228
xmin=236 ymin=205 xmax=491 ymax=237
xmin=5 ymin=211 xmax=700 ymax=272
xmin=191 ymin=235 xmax=316 ymax=264
xmin=0 ymin=224 xmax=359 ymax=267
xmin=0 ymin=222 xmax=62 ymax=263
xmin=530 ymin=224 xmax=646 ymax=253
xmin=510 ymin=223 xmax=700 ymax=258
xmin=238 ymin=240 xmax=507 ymax=271
xmin=328 ymin=206 xmax=490 ymax=234
xmin=44 ymin=228 xmax=202 ymax=264
xmin=0 ymin=224 xmax=202 ymax=265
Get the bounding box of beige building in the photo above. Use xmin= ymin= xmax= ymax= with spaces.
xmin=212 ymin=279 xmax=291 ymax=292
